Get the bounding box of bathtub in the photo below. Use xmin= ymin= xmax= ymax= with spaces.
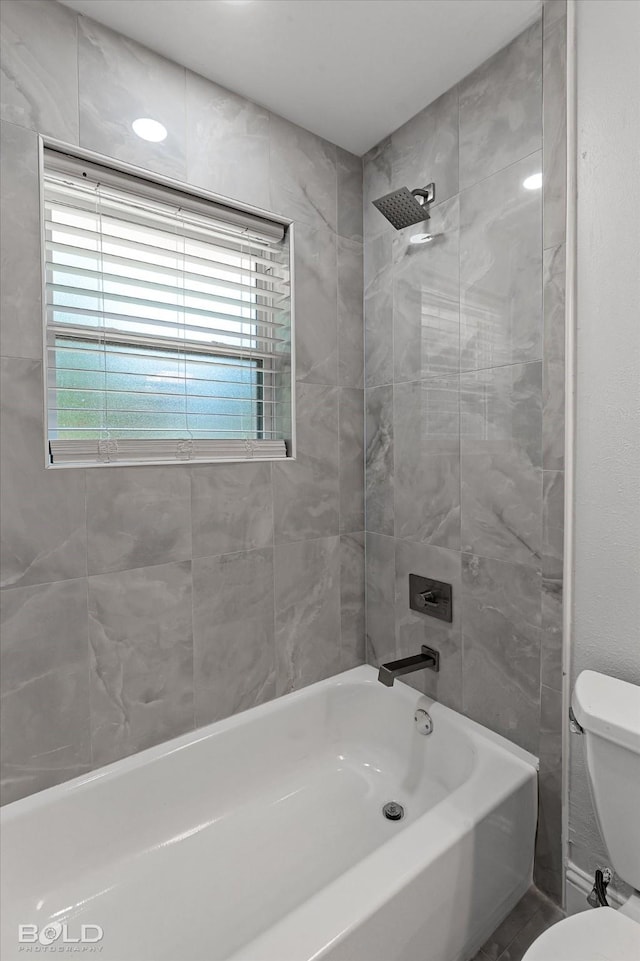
xmin=1 ymin=665 xmax=537 ymax=961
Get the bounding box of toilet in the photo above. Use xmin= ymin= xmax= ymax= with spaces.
xmin=523 ymin=670 xmax=640 ymax=960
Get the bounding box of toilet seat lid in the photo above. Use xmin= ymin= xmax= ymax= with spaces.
xmin=522 ymin=907 xmax=640 ymax=961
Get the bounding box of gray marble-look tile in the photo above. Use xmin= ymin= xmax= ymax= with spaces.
xmin=543 ymin=244 xmax=566 ymax=470
xmin=364 ymin=231 xmax=394 ymax=388
xmin=543 ymin=0 xmax=567 ymax=30
xmin=337 ymin=237 xmax=364 ymax=388
xmin=0 ymin=121 xmax=42 ymax=360
xmin=294 ymin=220 xmax=338 ymax=385
xmin=460 ymin=152 xmax=543 ymax=372
xmin=542 ymin=470 xmax=564 ymax=580
xmin=274 ymin=536 xmax=341 ymax=695
xmin=365 ymin=385 xmax=394 ymax=536
xmin=461 ymin=362 xmax=542 ymax=569
xmin=394 ymin=376 xmax=460 ymax=550
xmin=186 ymin=71 xmax=270 ymax=209
xmin=339 ymin=388 xmax=365 ymax=534
xmin=543 ymin=4 xmax=567 ymax=250
xmin=479 ymin=887 xmax=551 ymax=961
xmin=191 ymin=461 xmax=273 ymax=558
xmin=390 ymin=85 xmax=459 ymax=207
xmin=89 ymin=562 xmax=194 ymax=766
xmin=272 ymin=383 xmax=340 ymax=543
xmin=193 ymin=548 xmax=275 ymax=726
xmin=365 ymin=532 xmax=396 ymax=668
xmin=340 ymin=532 xmax=366 ymax=671
xmin=393 ymin=196 xmax=460 ymax=383
xmin=78 ymin=16 xmax=186 ymax=180
xmin=336 ymin=147 xmax=363 ymax=243
xmin=269 ymin=113 xmax=337 ymax=233
xmin=0 ymin=578 xmax=88 ymax=696
xmin=462 ymin=553 xmax=542 ymax=755
xmin=395 ymin=541 xmax=463 ymax=711
xmin=535 ymin=683 xmax=563 ymax=902
xmin=459 ymin=20 xmax=542 ymax=189
xmin=0 ymin=0 xmax=78 ymax=142
xmin=0 ymin=357 xmax=87 ymax=590
xmin=494 ymin=899 xmax=564 ymax=961
xmin=363 ymin=137 xmax=393 ymax=243
xmin=0 ymin=665 xmax=91 ymax=806
xmin=86 ymin=466 xmax=191 ymax=575
xmin=541 ymin=576 xmax=563 ymax=692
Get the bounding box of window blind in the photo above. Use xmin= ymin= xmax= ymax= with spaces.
xmin=43 ymin=148 xmax=292 ymax=466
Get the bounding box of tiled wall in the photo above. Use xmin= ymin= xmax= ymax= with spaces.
xmin=363 ymin=1 xmax=566 ymax=903
xmin=0 ymin=0 xmax=365 ymax=804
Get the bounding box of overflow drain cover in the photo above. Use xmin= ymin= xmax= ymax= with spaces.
xmin=382 ymin=801 xmax=405 ymax=821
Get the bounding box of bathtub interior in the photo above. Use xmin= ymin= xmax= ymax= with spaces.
xmin=1 ymin=668 xmax=536 ymax=961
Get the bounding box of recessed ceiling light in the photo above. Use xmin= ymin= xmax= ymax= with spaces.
xmin=523 ymin=172 xmax=542 ymax=190
xmin=132 ymin=118 xmax=168 ymax=143
xmin=409 ymin=233 xmax=434 ymax=245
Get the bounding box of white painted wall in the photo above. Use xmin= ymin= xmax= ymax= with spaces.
xmin=569 ymin=0 xmax=640 ymax=887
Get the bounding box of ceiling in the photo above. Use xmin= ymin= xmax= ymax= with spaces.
xmin=60 ymin=0 xmax=541 ymax=156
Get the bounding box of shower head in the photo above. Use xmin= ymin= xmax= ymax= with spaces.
xmin=372 ymin=183 xmax=435 ymax=230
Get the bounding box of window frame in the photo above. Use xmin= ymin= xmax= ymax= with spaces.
xmin=38 ymin=137 xmax=296 ymax=469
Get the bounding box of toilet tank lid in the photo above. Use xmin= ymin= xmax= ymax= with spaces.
xmin=572 ymin=671 xmax=640 ymax=751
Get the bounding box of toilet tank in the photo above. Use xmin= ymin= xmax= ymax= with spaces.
xmin=572 ymin=671 xmax=640 ymax=889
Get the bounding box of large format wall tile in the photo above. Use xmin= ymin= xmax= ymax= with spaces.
xmin=461 ymin=362 xmax=542 ymax=568
xmin=337 ymin=237 xmax=364 ymax=388
xmin=272 ymin=383 xmax=339 ymax=542
xmin=459 ymin=20 xmax=542 ymax=189
xmin=534 ymin=682 xmax=563 ymax=901
xmin=543 ymin=243 xmax=566 ymax=470
xmin=89 ymin=562 xmax=194 ymax=765
xmin=336 ymin=147 xmax=363 ymax=244
xmin=543 ymin=2 xmax=567 ymax=251
xmin=462 ymin=553 xmax=542 ymax=755
xmin=193 ymin=548 xmax=275 ymax=725
xmin=191 ymin=462 xmax=273 ymax=558
xmin=0 ymin=578 xmax=90 ymax=803
xmin=339 ymin=388 xmax=365 ymax=533
xmin=0 ymin=578 xmax=88 ymax=694
xmin=186 ymin=71 xmax=270 ymax=210
xmin=393 ymin=196 xmax=460 ymax=383
xmin=390 ymin=86 xmax=459 ymax=206
xmin=293 ymin=221 xmax=338 ymax=385
xmin=0 ymin=665 xmax=91 ymax=806
xmin=274 ymin=536 xmax=341 ymax=695
xmin=365 ymin=532 xmax=396 ymax=667
xmin=363 ymin=137 xmax=392 ymax=242
xmin=340 ymin=532 xmax=366 ymax=670
xmin=460 ymin=152 xmax=543 ymax=372
xmin=394 ymin=376 xmax=460 ymax=550
xmin=395 ymin=541 xmax=463 ymax=710
xmin=78 ymin=17 xmax=187 ymax=180
xmin=269 ymin=114 xmax=337 ymax=233
xmin=86 ymin=466 xmax=192 ymax=575
xmin=0 ymin=0 xmax=78 ymax=142
xmin=364 ymin=232 xmax=394 ymax=388
xmin=0 ymin=122 xmax=42 ymax=360
xmin=365 ymin=385 xmax=394 ymax=536
xmin=0 ymin=358 xmax=86 ymax=589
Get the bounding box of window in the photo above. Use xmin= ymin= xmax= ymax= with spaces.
xmin=43 ymin=147 xmax=292 ymax=466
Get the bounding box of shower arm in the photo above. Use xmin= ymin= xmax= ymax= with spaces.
xmin=411 ymin=184 xmax=436 ymax=205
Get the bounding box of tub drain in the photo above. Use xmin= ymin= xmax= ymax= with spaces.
xmin=382 ymin=801 xmax=404 ymax=821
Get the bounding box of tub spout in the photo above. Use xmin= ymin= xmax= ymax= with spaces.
xmin=377 ymin=646 xmax=440 ymax=686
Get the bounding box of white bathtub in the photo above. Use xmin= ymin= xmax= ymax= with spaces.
xmin=1 ymin=665 xmax=537 ymax=961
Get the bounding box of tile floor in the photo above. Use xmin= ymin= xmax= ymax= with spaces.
xmin=470 ymin=885 xmax=565 ymax=961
